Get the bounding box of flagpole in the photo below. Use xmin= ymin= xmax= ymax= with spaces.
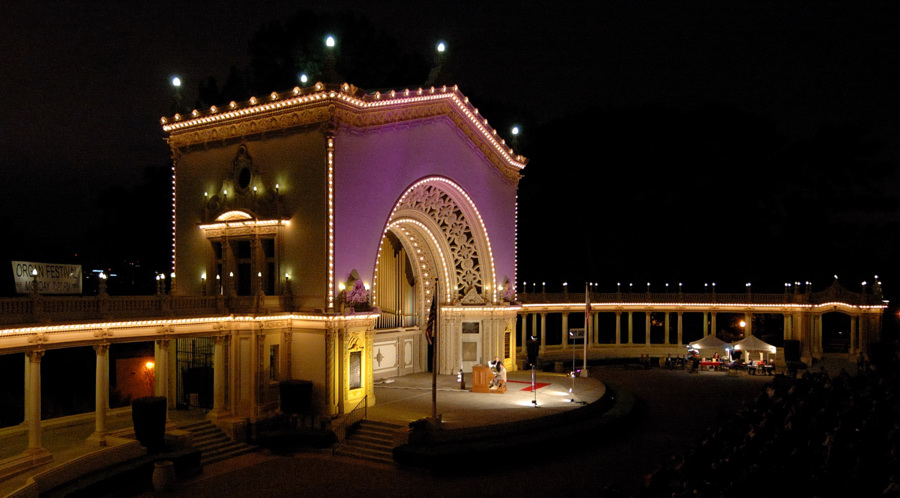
xmin=583 ymin=283 xmax=590 ymax=377
xmin=431 ymin=278 xmax=438 ymax=423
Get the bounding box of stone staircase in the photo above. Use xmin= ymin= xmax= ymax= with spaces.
xmin=334 ymin=420 xmax=403 ymax=464
xmin=176 ymin=420 xmax=257 ymax=466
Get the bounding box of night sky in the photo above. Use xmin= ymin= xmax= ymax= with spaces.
xmin=2 ymin=1 xmax=899 ymax=305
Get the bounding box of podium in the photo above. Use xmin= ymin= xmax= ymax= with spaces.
xmin=471 ymin=365 xmax=506 ymax=393
xmin=472 ymin=365 xmax=493 ymax=393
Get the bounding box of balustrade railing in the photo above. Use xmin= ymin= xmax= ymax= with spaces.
xmin=518 ymin=288 xmax=880 ymax=306
xmin=0 ymin=294 xmax=255 ymax=327
xmin=0 ymin=284 xmax=880 ymax=328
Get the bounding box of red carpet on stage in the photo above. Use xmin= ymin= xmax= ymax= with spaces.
xmin=508 ymin=380 xmax=550 ymax=392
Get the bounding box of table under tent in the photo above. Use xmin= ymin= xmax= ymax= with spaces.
xmin=733 ymin=335 xmax=778 ymax=375
xmin=687 ymin=335 xmax=732 ymax=370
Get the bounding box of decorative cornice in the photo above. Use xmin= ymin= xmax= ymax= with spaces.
xmin=162 ymin=83 xmax=526 ymax=182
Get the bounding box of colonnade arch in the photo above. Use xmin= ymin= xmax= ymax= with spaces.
xmin=516 ymin=299 xmax=882 ymax=364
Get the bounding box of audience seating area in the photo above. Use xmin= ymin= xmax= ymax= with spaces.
xmin=638 ymin=364 xmax=900 ymax=497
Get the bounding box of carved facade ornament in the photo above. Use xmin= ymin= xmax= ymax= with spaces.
xmin=27 ymin=332 xmax=49 ymax=345
xmin=460 ymin=287 xmax=485 ymax=305
xmin=348 ymin=332 xmax=363 ymax=352
xmin=398 ymin=183 xmax=484 ymax=300
xmin=201 ymin=144 xmax=284 ymax=223
xmin=812 ymin=280 xmax=862 ymax=305
xmin=94 ymin=327 xmax=114 ymax=339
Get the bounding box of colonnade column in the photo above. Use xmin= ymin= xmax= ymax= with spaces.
xmin=154 ymin=339 xmax=171 ymax=413
xmin=24 ymin=350 xmax=50 ymax=460
xmin=858 ymin=315 xmax=869 ymax=358
xmin=645 ymin=312 xmax=651 ymax=345
xmin=664 ymin=313 xmax=670 ymax=345
xmin=561 ymin=312 xmax=569 ymax=350
xmin=849 ymin=316 xmax=859 ymax=355
xmin=711 ymin=312 xmax=718 ymax=338
xmin=744 ymin=313 xmax=752 ymax=337
xmin=210 ymin=335 xmax=228 ymax=419
xmin=677 ymin=312 xmax=683 ymax=346
xmin=615 ymin=312 xmax=621 ymax=346
xmin=88 ymin=344 xmax=109 ymax=446
xmin=702 ymin=312 xmax=709 ymax=336
xmin=519 ymin=313 xmax=527 ymax=350
xmin=627 ymin=312 xmax=633 ymax=344
xmin=816 ymin=314 xmax=824 ymax=356
xmin=539 ymin=313 xmax=547 ymax=353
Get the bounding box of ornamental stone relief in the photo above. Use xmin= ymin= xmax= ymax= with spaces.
xmin=201 ymin=144 xmax=284 ymax=223
xmin=398 ymin=184 xmax=484 ymax=300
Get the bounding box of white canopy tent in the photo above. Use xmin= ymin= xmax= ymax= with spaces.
xmin=733 ymin=335 xmax=777 ymax=362
xmin=688 ymin=335 xmax=731 ymax=359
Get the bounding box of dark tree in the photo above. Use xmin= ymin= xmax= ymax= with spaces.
xmin=194 ymin=10 xmax=431 ymax=109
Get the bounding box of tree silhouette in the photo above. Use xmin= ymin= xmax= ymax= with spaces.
xmin=194 ymin=10 xmax=430 ymax=109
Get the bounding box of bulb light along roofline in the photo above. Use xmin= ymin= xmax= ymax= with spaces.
xmin=442 ymin=305 xmax=523 ymax=313
xmin=0 ymin=312 xmax=380 ymax=338
xmin=160 ymin=84 xmax=526 ymax=171
xmin=520 ymin=302 xmax=887 ymax=310
xmin=199 ymin=218 xmax=291 ymax=230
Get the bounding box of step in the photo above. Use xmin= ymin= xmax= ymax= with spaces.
xmin=351 ymin=433 xmax=393 ymax=446
xmin=203 ymin=445 xmax=257 ymax=466
xmin=174 ymin=420 xmax=258 ymax=465
xmin=334 ymin=419 xmax=403 ymax=465
xmin=177 ymin=421 xmax=216 ymax=431
xmin=334 ymin=445 xmax=394 ymax=464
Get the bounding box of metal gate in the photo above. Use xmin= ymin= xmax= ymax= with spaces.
xmin=176 ymin=337 xmax=216 ymax=410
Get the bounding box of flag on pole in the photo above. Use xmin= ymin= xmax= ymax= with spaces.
xmin=425 ymin=289 xmax=437 ymax=345
xmin=585 ymin=283 xmax=592 ymax=332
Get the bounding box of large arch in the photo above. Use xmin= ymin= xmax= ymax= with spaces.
xmin=373 ymin=177 xmax=498 ymax=311
xmin=372 ymin=177 xmax=513 ymax=375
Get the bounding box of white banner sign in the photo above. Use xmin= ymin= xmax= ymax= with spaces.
xmin=11 ymin=261 xmax=83 ymax=295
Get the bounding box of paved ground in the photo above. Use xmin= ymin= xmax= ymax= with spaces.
xmin=366 ymin=369 xmax=605 ymax=428
xmin=5 ymin=359 xmax=855 ymax=497
xmin=133 ymin=365 xmax=778 ymax=498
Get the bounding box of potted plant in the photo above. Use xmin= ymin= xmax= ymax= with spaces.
xmin=132 ymin=396 xmax=167 ymax=452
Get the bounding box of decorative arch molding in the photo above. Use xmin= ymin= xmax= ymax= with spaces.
xmin=380 ymin=218 xmax=452 ymax=311
xmin=374 ymin=177 xmax=497 ymax=308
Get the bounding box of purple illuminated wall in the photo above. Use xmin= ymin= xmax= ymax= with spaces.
xmin=334 ymin=117 xmax=518 ymax=292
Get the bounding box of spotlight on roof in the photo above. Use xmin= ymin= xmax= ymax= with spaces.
xmin=511 ymin=126 xmax=520 ymax=135
xmin=437 ymin=41 xmax=446 ymax=53
xmin=325 ymin=35 xmax=336 ymax=48
xmin=171 ymin=76 xmax=182 ymax=87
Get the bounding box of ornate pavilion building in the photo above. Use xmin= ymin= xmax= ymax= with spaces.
xmin=161 ymin=82 xmax=524 ymax=422
xmin=0 ymin=80 xmax=887 ymax=484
